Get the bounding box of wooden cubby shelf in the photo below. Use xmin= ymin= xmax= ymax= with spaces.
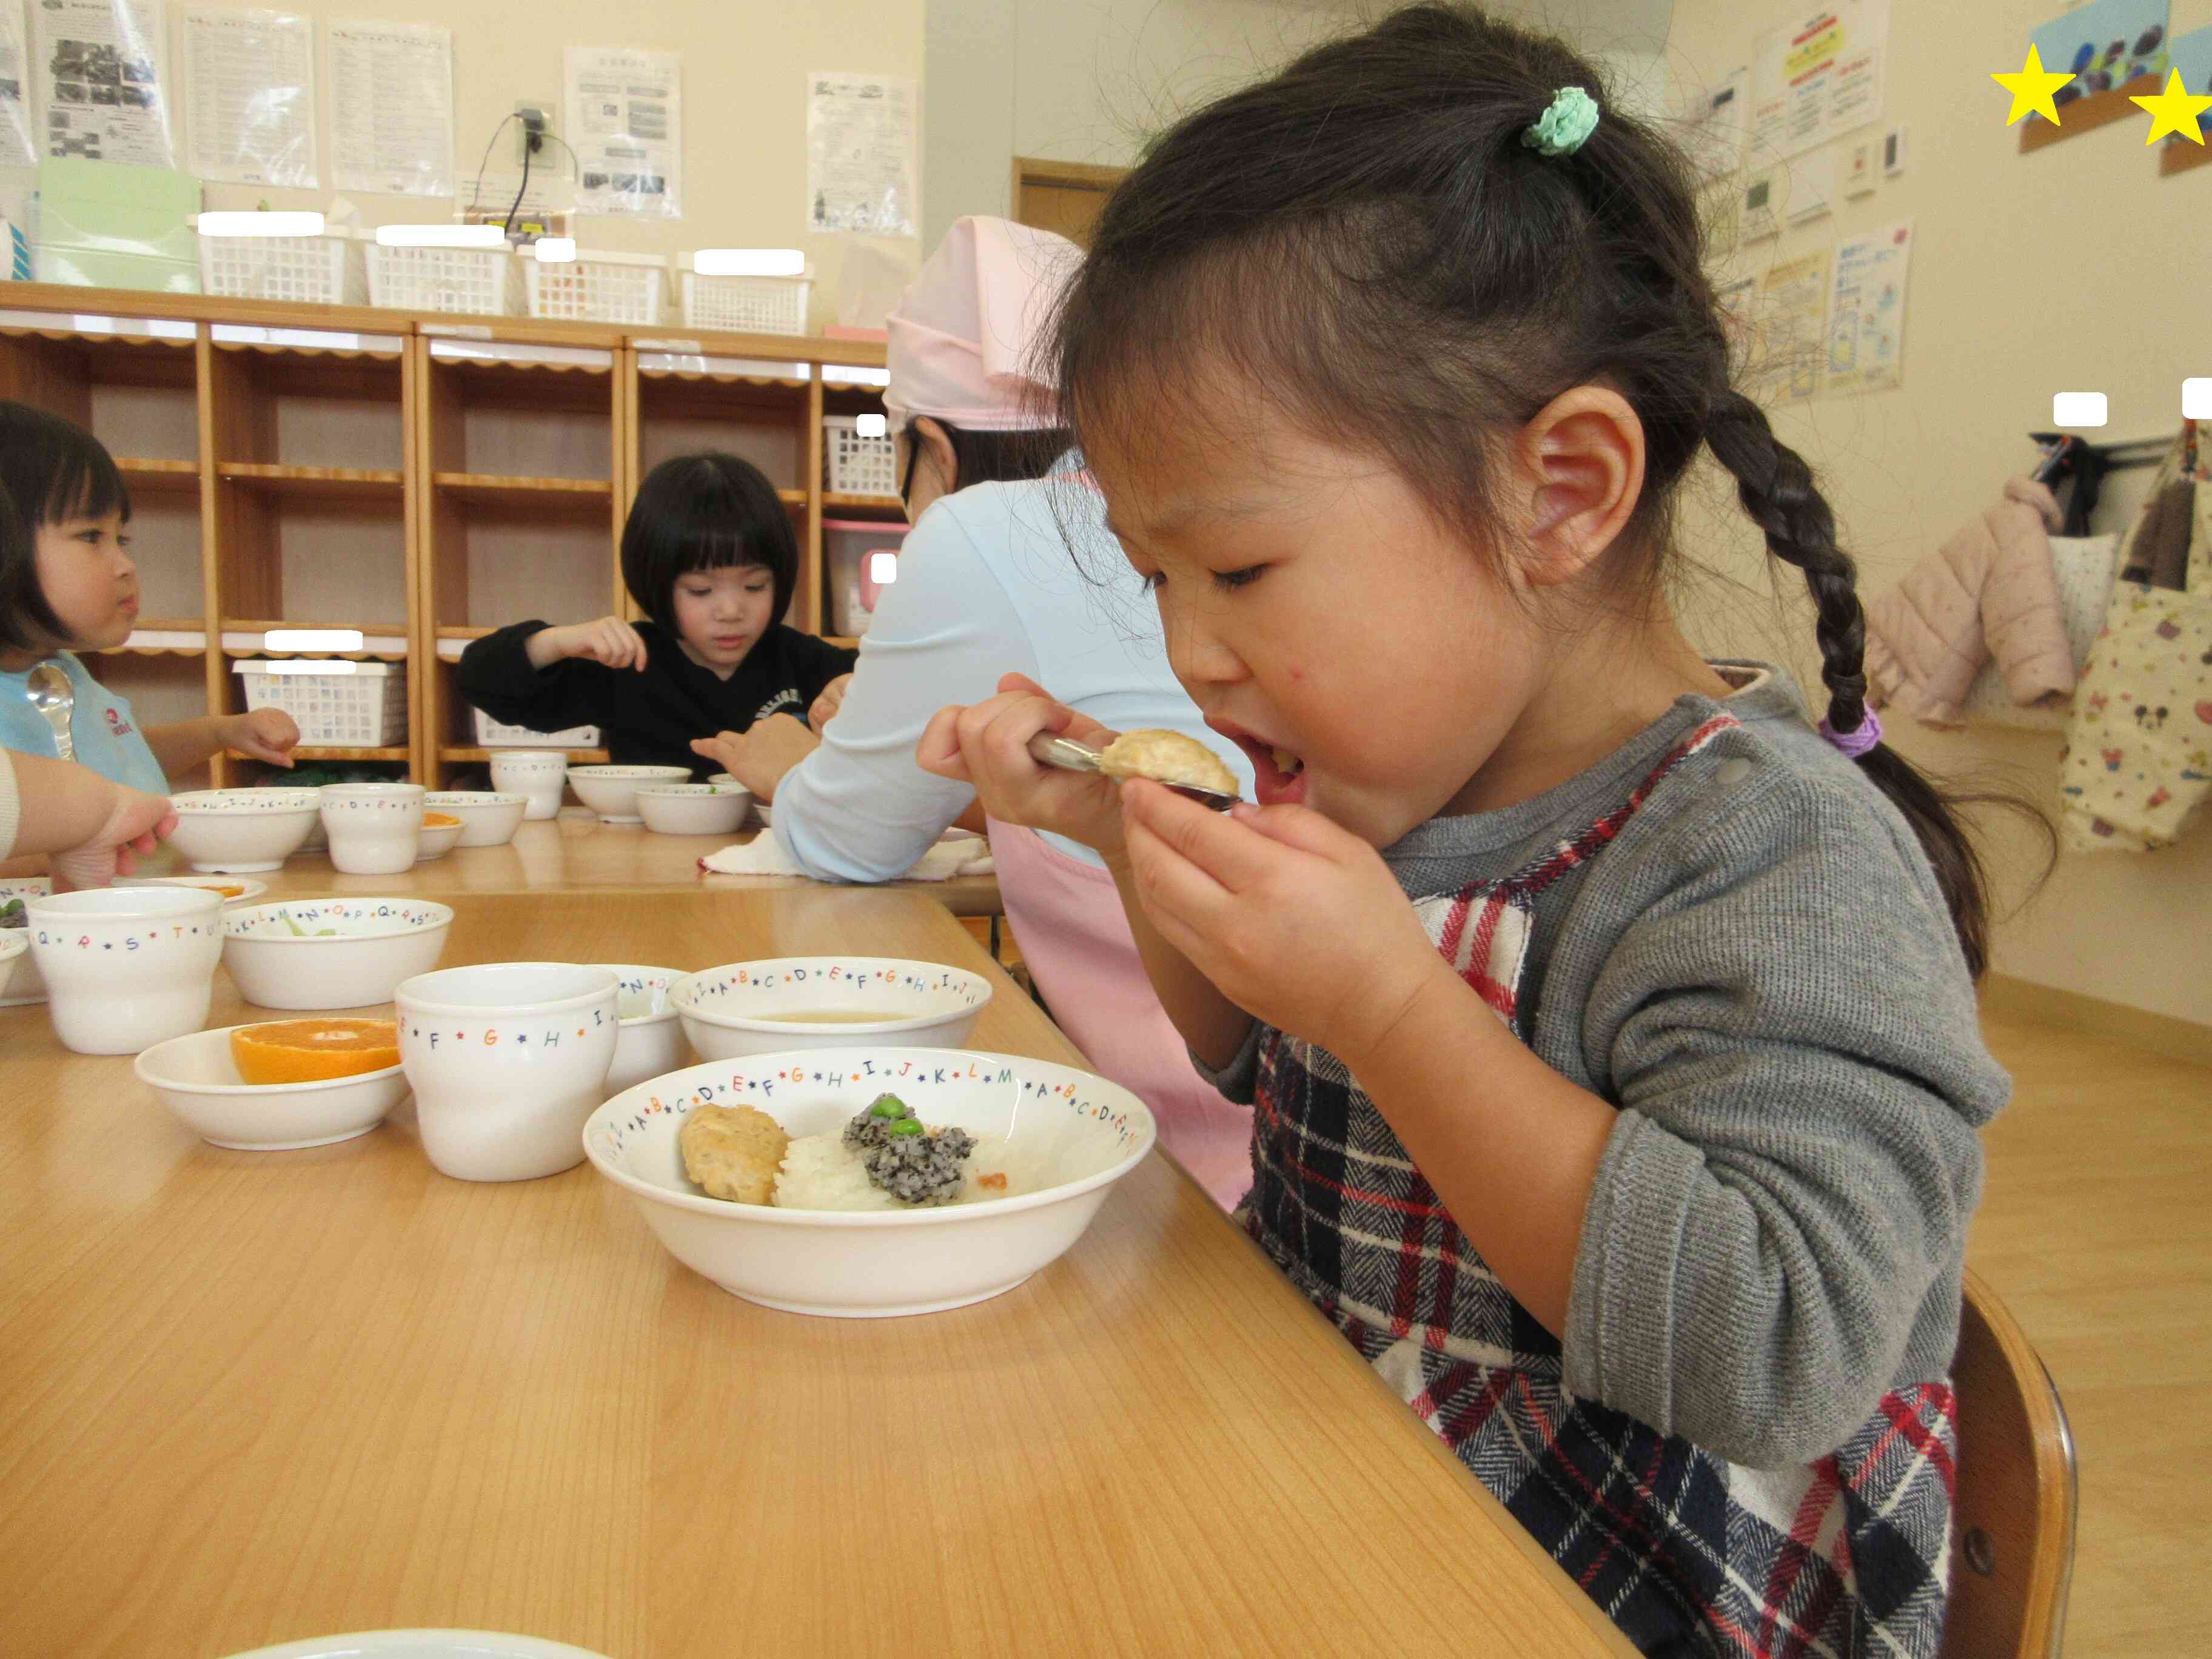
xmin=0 ymin=282 xmax=892 ymax=789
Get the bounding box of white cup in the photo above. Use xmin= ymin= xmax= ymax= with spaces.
xmin=489 ymin=751 xmax=569 ymax=820
xmin=396 ymin=962 xmax=620 ymax=1181
xmin=320 ymin=782 xmax=426 ymax=875
xmin=26 ymin=886 xmax=224 ymax=1054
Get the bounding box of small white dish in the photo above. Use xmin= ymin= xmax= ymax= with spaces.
xmin=165 ymin=788 xmax=323 ymax=873
xmin=1 ymin=877 xmax=51 ymax=1006
xmin=670 ymin=956 xmax=991 ymax=1062
xmin=424 ymin=790 xmax=529 ymax=847
xmin=223 ymin=897 xmax=454 ymax=1010
xmin=415 ymin=818 xmax=464 ymax=861
xmin=121 ymin=874 xmax=270 ymax=908
xmin=220 ymin=1631 xmax=612 ymax=1659
xmin=397 ymin=962 xmax=620 ymax=1182
xmin=595 ymin=963 xmax=692 ymax=1094
xmin=584 ymin=1046 xmax=1155 ymax=1317
xmin=634 ymin=782 xmax=751 ymax=836
xmin=488 ymin=751 xmax=569 ymax=821
xmin=135 ymin=1024 xmax=408 ymax=1151
xmin=320 ymin=783 xmax=426 ymax=876
xmin=708 ymin=779 xmax=772 ymax=828
xmin=26 ymin=885 xmax=225 ymax=1054
xmin=567 ymin=764 xmax=692 ymax=824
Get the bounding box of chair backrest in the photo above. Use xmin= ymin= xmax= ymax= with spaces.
xmin=1943 ymin=1269 xmax=2078 ymax=1658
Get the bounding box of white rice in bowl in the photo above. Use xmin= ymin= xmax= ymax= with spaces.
xmin=773 ymin=1127 xmax=1031 ymax=1212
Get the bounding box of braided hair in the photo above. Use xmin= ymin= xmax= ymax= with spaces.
xmin=1050 ymin=2 xmax=2022 ymax=974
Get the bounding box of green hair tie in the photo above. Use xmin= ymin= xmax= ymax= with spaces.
xmin=1522 ymin=86 xmax=1600 ymax=157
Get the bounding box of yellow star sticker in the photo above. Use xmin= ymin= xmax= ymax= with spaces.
xmin=1991 ymin=43 xmax=2076 ymax=126
xmin=2132 ymin=69 xmax=2212 ymax=145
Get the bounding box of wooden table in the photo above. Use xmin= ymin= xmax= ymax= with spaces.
xmin=159 ymin=811 xmax=1005 ymax=917
xmin=0 ymin=890 xmax=1629 ymax=1659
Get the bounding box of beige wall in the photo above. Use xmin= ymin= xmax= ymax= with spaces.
xmin=3 ymin=0 xmax=923 ymax=315
xmin=1661 ymin=0 xmax=2212 ymax=1027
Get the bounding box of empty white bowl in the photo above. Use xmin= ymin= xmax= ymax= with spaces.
xmin=26 ymin=885 xmax=225 ymax=1053
xmin=415 ymin=819 xmax=464 ymax=861
xmin=165 ymin=788 xmax=323 ymax=873
xmin=222 ymin=897 xmax=454 ymax=1010
xmin=670 ymin=956 xmax=991 ymax=1062
xmin=488 ymin=752 xmax=569 ymax=821
xmin=597 ymin=964 xmax=692 ymax=1093
xmin=134 ymin=1024 xmax=408 ymax=1151
xmin=568 ymin=765 xmax=692 ymax=824
xmin=584 ymin=1046 xmax=1156 ymax=1316
xmin=423 ymin=791 xmax=529 ymax=847
xmin=634 ymin=783 xmax=751 ymax=836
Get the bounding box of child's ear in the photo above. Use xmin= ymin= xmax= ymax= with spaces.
xmin=1513 ymin=387 xmax=1645 ymax=588
xmin=914 ymin=417 xmax=959 ymax=493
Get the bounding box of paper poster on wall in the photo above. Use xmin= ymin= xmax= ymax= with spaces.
xmin=1785 ymin=152 xmax=1837 ymax=224
xmin=1755 ymin=246 xmax=1831 ymax=404
xmin=566 ymin=47 xmax=680 ymax=218
xmin=1698 ymin=172 xmax=1743 ymax=260
xmin=2023 ymin=0 xmax=2169 ymax=135
xmin=1685 ymin=65 xmax=1751 ymax=180
xmin=1716 ymin=273 xmax=1759 ymax=372
xmin=1741 ymin=166 xmax=1781 ymax=241
xmin=806 ymin=72 xmax=917 ymax=238
xmin=1750 ymin=1 xmax=1887 ymax=164
xmin=1825 ymin=220 xmax=1910 ymax=395
xmin=1 ymin=4 xmax=35 ymax=169
xmin=2155 ymin=21 xmax=2210 ymax=169
xmin=180 ymin=8 xmax=314 ymax=187
xmin=35 ymin=0 xmax=173 ymax=167
xmin=329 ymin=20 xmax=454 ymax=198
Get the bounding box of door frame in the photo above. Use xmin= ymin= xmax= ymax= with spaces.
xmin=1008 ymin=155 xmax=1128 ymax=233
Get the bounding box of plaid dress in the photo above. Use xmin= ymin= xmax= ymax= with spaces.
xmin=1241 ymin=716 xmax=1959 ymax=1657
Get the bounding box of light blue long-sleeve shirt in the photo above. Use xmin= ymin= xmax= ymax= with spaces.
xmin=773 ymin=470 xmax=1255 ymax=880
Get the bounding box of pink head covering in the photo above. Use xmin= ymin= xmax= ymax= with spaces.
xmin=884 ymin=216 xmax=1082 ymax=433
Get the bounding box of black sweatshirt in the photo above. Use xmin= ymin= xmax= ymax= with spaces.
xmin=458 ymin=620 xmax=858 ymax=779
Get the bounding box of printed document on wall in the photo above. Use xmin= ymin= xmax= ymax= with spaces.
xmin=806 ymin=72 xmax=917 ymax=238
xmin=329 ymin=19 xmax=453 ymax=198
xmin=566 ymin=47 xmax=680 ymax=217
xmin=1826 ymin=220 xmax=1911 ymax=395
xmin=1750 ymin=1 xmax=1887 ymax=163
xmin=181 ymin=8 xmax=315 ymax=187
xmin=35 ymin=0 xmax=173 ymax=168
xmin=1 ymin=4 xmax=35 ymax=169
xmin=1755 ymin=246 xmax=1832 ymax=404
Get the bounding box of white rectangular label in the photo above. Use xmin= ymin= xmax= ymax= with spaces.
xmin=2051 ymin=392 xmax=2107 ymax=429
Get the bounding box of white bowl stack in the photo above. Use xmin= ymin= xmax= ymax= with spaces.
xmin=567 ymin=765 xmax=693 ymax=824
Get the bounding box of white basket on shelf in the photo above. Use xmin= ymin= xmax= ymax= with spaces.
xmin=823 ymin=414 xmax=899 ymax=498
xmin=470 ymin=707 xmax=602 ymax=748
xmin=525 ymin=249 xmax=666 ymax=325
xmin=366 ymin=242 xmax=521 ymax=317
xmin=679 ymin=259 xmax=813 ymax=336
xmin=234 ymin=660 xmax=406 ymax=748
xmin=196 ymin=223 xmax=367 ymax=306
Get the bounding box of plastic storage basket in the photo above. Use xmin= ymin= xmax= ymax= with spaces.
xmin=366 ymin=242 xmax=521 ymax=317
xmin=233 ymin=661 xmax=407 ymax=748
xmin=525 ymin=250 xmax=666 ymax=326
xmin=824 ymin=414 xmax=899 ymax=498
xmin=470 ymin=707 xmax=602 ymax=748
xmin=197 ymin=225 xmax=367 ymax=306
xmin=826 ymin=520 xmax=905 ymax=636
xmin=680 ymin=262 xmax=812 ymax=336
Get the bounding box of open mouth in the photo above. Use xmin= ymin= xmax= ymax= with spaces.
xmin=1208 ymin=717 xmax=1307 ymax=805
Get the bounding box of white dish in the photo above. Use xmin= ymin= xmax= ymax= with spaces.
xmin=415 ymin=819 xmax=464 ymax=860
xmin=585 ymin=1046 xmax=1155 ymax=1316
xmin=634 ymin=782 xmax=750 ymax=836
xmin=596 ymin=963 xmax=692 ymax=1094
xmin=707 ymin=774 xmax=771 ymax=827
xmin=424 ymin=790 xmax=529 ymax=847
xmin=671 ymin=956 xmax=991 ymax=1062
xmin=165 ymin=788 xmax=323 ymax=873
xmin=223 ymin=898 xmax=454 ymax=1011
xmin=121 ymin=874 xmax=270 ymax=908
xmin=1 ymin=877 xmax=51 ymax=1005
xmin=26 ymin=885 xmax=225 ymax=1054
xmin=135 ymin=1024 xmax=408 ymax=1151
xmin=221 ymin=1632 xmax=612 ymax=1659
xmin=567 ymin=764 xmax=692 ymax=824
xmin=397 ymin=962 xmax=619 ymax=1182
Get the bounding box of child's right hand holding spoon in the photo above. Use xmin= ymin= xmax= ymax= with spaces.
xmin=917 ymin=673 xmax=1130 ymax=858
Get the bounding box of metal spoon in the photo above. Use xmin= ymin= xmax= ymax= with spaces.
xmin=1027 ymin=731 xmax=1242 ymax=812
xmin=25 ymin=663 xmax=75 ymax=761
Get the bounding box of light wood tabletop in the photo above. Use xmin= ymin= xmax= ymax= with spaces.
xmin=0 ymin=889 xmax=1630 ymax=1659
xmin=154 ymin=811 xmax=1006 ymax=917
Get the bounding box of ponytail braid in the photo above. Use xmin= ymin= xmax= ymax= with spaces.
xmin=1702 ymin=389 xmax=2044 ymax=978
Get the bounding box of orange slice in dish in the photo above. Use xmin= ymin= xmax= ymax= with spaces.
xmin=231 ymin=1017 xmax=400 ymax=1085
xmin=422 ymin=811 xmax=461 ymax=828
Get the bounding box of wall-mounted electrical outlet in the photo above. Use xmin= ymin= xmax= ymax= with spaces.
xmin=515 ymin=101 xmax=553 ymax=168
xmin=1882 ymin=123 xmax=1907 ymax=178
